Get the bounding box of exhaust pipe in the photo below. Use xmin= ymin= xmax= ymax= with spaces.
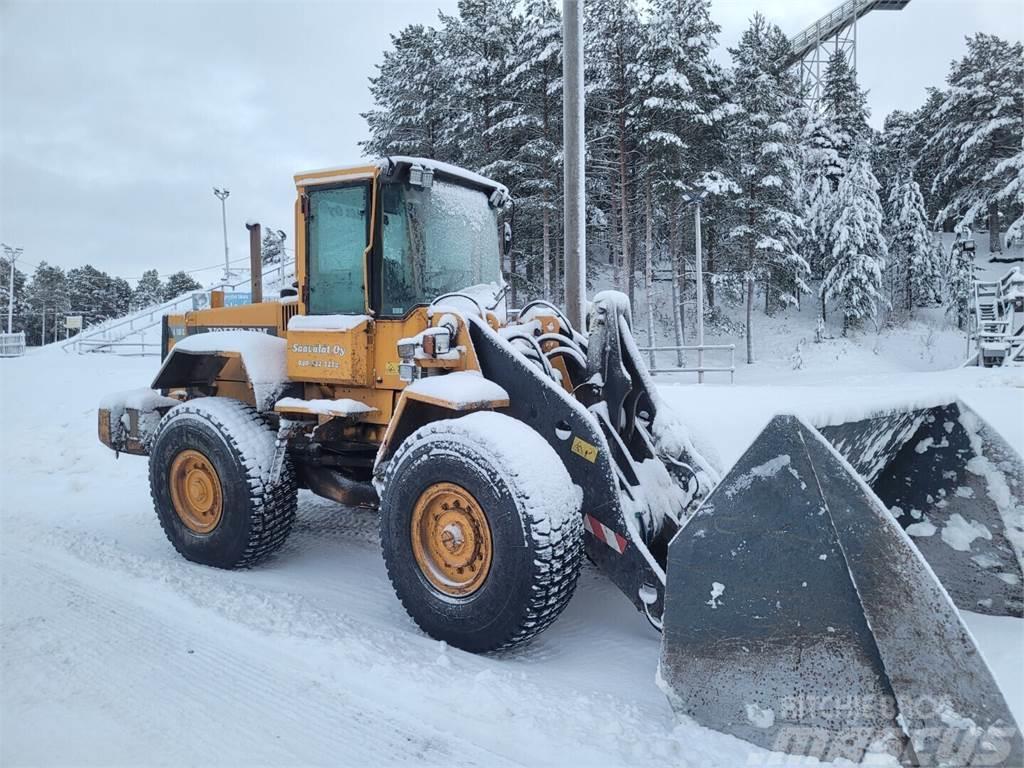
xmin=246 ymin=221 xmax=262 ymax=304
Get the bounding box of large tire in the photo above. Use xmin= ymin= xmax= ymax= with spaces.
xmin=379 ymin=411 xmax=583 ymax=652
xmin=149 ymin=397 xmax=297 ymax=569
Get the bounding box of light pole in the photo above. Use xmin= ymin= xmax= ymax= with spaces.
xmin=682 ymin=190 xmax=708 ymax=382
xmin=2 ymin=243 xmax=22 ymax=334
xmin=213 ymin=187 xmax=231 ymax=284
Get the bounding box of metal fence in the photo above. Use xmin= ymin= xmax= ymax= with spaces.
xmin=72 ymin=338 xmax=162 ymax=356
xmin=0 ymin=332 xmax=26 ymax=357
xmin=638 ymin=343 xmax=736 ymax=383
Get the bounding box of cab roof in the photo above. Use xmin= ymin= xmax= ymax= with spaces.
xmin=294 ymin=156 xmax=509 ymax=199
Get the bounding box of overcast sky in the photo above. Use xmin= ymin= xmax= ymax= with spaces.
xmin=1 ymin=0 xmax=1020 ymax=284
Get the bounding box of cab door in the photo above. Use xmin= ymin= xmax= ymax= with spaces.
xmin=306 ymin=182 xmax=371 ymax=315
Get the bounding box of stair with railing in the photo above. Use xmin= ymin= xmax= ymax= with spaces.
xmin=62 ymin=256 xmax=296 ymax=356
xmin=971 ymin=267 xmax=1024 ymax=367
xmin=786 ymin=0 xmax=911 ymax=65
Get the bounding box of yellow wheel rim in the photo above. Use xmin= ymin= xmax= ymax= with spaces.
xmin=169 ymin=449 xmax=223 ymax=534
xmin=410 ymin=482 xmax=492 ymax=597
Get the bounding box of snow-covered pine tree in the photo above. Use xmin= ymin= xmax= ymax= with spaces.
xmin=926 ymin=34 xmax=1023 ymax=253
xmin=361 ymin=24 xmax=455 ymax=159
xmin=904 ymin=88 xmax=948 ymax=222
xmin=821 ymin=150 xmax=888 ymax=333
xmin=821 ymin=51 xmax=870 ymax=171
xmin=876 ymin=110 xmax=914 ymax=206
xmin=496 ymin=0 xmax=563 ymax=303
xmin=635 ymin=0 xmax=734 ymax=334
xmin=945 ymin=233 xmax=976 ymax=329
xmin=722 ymin=14 xmax=807 ymax=363
xmin=797 ymin=106 xmax=843 ymax=286
xmin=162 ymin=271 xmax=202 ymax=302
xmin=24 ymin=262 xmax=70 ymax=344
xmin=68 ymin=265 xmax=127 ymax=324
xmin=261 ymin=228 xmax=287 ymax=266
xmin=887 ymin=169 xmax=940 ymax=315
xmin=110 ymin=277 xmax=131 ymax=317
xmin=586 ymin=0 xmax=642 ymax=301
xmin=440 ymin=0 xmax=521 ymax=174
xmin=130 ymin=269 xmax=163 ymax=311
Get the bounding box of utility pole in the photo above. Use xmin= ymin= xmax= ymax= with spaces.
xmin=213 ymin=187 xmax=231 ymax=285
xmin=562 ymin=0 xmax=585 ymax=331
xmin=2 ymin=243 xmax=22 ymax=334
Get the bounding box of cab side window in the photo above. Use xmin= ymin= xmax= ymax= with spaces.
xmin=307 ymin=184 xmax=369 ymax=314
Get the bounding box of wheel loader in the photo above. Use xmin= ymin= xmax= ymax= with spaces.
xmin=98 ymin=157 xmax=1022 ymax=765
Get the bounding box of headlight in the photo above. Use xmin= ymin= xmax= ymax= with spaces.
xmin=422 ymin=328 xmax=451 ymax=357
xmin=397 ymin=340 xmax=417 ymax=360
xmin=434 ymin=329 xmax=451 ymax=355
xmin=398 ymin=363 xmax=416 ymax=382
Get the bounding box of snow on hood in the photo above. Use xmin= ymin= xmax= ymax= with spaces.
xmin=165 ymin=331 xmax=288 ymax=412
xmin=405 ymin=371 xmax=508 ymax=409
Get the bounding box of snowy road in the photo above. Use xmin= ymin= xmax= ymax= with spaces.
xmin=1 ymin=350 xmax=1021 ymax=766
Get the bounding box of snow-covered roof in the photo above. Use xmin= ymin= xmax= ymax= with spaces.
xmin=378 ymin=156 xmax=509 ymax=198
xmin=293 ymin=158 xmax=509 ymax=199
xmin=293 ymin=163 xmax=379 ymax=188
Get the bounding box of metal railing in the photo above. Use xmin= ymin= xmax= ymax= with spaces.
xmin=638 ymin=343 xmax=736 ymax=383
xmin=0 ymin=332 xmax=26 ymax=357
xmin=62 ymin=257 xmax=295 ymax=355
xmin=73 ymin=339 xmax=163 ymax=356
xmin=970 ymin=267 xmax=1024 ymax=367
xmin=787 ymin=0 xmax=910 ymax=64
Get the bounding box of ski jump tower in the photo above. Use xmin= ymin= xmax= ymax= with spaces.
xmin=786 ymin=0 xmax=912 ymax=109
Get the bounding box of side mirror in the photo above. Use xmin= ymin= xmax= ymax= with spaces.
xmin=503 ymin=222 xmax=513 ymax=257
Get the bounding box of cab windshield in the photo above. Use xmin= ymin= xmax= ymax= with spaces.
xmin=381 ymin=178 xmax=502 ymax=316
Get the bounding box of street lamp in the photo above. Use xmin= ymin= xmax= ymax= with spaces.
xmin=213 ymin=187 xmax=231 ymax=284
xmin=1 ymin=243 xmax=22 ymax=334
xmin=682 ymin=189 xmax=709 ymax=382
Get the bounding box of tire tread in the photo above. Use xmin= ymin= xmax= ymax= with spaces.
xmin=150 ymin=397 xmax=296 ymax=569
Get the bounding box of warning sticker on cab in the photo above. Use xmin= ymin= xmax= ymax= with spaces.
xmin=571 ymin=436 xmax=598 ymax=463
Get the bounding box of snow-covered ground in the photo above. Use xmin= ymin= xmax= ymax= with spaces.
xmin=2 ymin=338 xmax=1021 ymax=766
xmin=633 ymin=236 xmax=1023 ymax=385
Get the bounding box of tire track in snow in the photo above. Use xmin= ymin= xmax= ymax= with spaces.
xmin=4 ymin=517 xmax=756 ymax=767
xmin=1 ymin=548 xmax=519 ymax=767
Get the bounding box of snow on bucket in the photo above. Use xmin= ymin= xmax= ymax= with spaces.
xmin=818 ymin=400 xmax=1024 ymax=617
xmin=659 ymin=415 xmax=1022 ymax=766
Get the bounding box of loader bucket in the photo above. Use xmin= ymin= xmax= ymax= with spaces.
xmin=818 ymin=401 xmax=1024 ymax=617
xmin=659 ymin=416 xmax=1022 ymax=765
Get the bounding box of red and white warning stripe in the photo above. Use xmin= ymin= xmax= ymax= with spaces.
xmin=583 ymin=514 xmax=628 ymax=554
